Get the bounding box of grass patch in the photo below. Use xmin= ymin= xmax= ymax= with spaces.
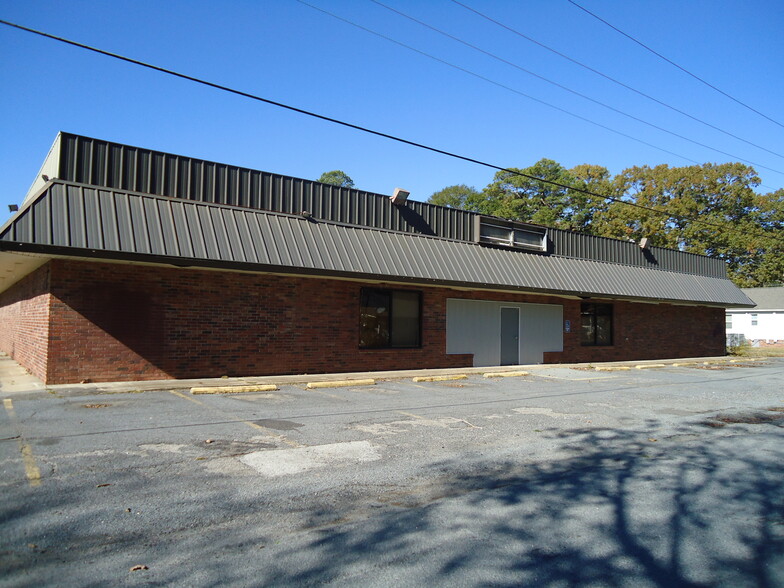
xmin=729 ymin=346 xmax=784 ymax=358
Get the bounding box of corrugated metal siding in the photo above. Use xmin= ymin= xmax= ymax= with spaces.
xmin=56 ymin=133 xmax=475 ymax=242
xmin=51 ymin=133 xmax=725 ymax=278
xmin=0 ymin=182 xmax=753 ymax=307
xmin=547 ymin=228 xmax=726 ymax=278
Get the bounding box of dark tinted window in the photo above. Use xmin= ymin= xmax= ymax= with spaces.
xmin=580 ymin=303 xmax=613 ymax=346
xmin=360 ymin=288 xmax=421 ymax=348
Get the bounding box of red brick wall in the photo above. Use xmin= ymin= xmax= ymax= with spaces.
xmin=0 ymin=264 xmax=51 ymax=381
xmin=15 ymin=259 xmax=727 ymax=384
xmin=545 ymin=299 xmax=726 ymax=363
xmin=44 ymin=260 xmax=473 ymax=384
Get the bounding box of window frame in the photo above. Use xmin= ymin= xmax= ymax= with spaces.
xmin=358 ymin=287 xmax=423 ymax=349
xmin=580 ymin=302 xmax=614 ymax=347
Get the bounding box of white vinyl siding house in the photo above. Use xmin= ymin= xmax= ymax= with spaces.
xmin=726 ymin=287 xmax=784 ymax=345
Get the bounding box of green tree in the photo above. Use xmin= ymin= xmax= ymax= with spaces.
xmin=427 ymin=184 xmax=482 ymax=210
xmin=595 ymin=163 xmax=783 ymax=286
xmin=318 ymin=170 xmax=354 ymax=188
xmin=567 ymin=164 xmax=615 ymax=232
xmin=425 ymin=159 xmax=782 ymax=287
xmin=591 ymin=164 xmax=683 ymax=246
xmin=729 ymin=189 xmax=784 ymax=286
xmin=480 ymin=159 xmax=572 ymax=226
xmin=480 ymin=159 xmax=610 ymax=230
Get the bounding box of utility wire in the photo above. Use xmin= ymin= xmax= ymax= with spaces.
xmin=449 ymin=0 xmax=784 ymax=156
xmin=567 ymin=0 xmax=784 ymax=130
xmin=299 ymin=0 xmax=784 ymax=185
xmin=369 ymin=0 xmax=784 ymax=175
xmin=296 ymin=0 xmax=705 ymax=169
xmin=302 ymin=0 xmax=782 ymax=190
xmin=0 ymin=18 xmax=779 ymax=242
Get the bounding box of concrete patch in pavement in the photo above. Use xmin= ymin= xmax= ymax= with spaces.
xmin=239 ymin=441 xmax=380 ymax=477
xmin=513 ymin=407 xmax=574 ymax=418
xmin=354 ymin=416 xmax=478 ymax=435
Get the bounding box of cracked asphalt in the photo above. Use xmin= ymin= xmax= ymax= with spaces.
xmin=1 ymin=359 xmax=783 ymax=587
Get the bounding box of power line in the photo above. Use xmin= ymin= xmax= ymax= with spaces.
xmin=295 ymin=0 xmax=704 ymax=168
xmin=298 ymin=1 xmax=784 ymax=180
xmin=0 ymin=18 xmax=778 ymax=243
xmin=449 ymin=0 xmax=784 ymax=158
xmin=368 ymin=0 xmax=784 ymax=175
xmin=567 ymin=0 xmax=784 ymax=130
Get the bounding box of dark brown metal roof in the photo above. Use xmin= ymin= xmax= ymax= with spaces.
xmin=23 ymin=132 xmax=729 ymax=278
xmin=1 ymin=181 xmax=754 ymax=307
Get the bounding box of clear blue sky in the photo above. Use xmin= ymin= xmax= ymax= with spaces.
xmin=1 ymin=0 xmax=782 ymax=220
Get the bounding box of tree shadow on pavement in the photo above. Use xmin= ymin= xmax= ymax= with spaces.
xmin=1 ymin=418 xmax=782 ymax=587
xmin=263 ymin=420 xmax=784 ymax=587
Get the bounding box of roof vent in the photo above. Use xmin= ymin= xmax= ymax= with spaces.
xmin=390 ymin=188 xmax=410 ymax=205
xmin=639 ymin=237 xmax=649 ymax=249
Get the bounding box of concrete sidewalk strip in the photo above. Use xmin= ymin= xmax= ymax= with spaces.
xmin=4 ymin=354 xmax=772 ymax=398
xmin=412 ymin=374 xmax=468 ymax=383
xmin=635 ymin=364 xmax=667 ymax=369
xmin=483 ymin=371 xmax=529 ymax=378
xmin=191 ymin=384 xmax=279 ymax=395
xmin=306 ymin=379 xmax=376 ymax=389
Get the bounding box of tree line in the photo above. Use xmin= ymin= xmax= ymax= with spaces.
xmin=427 ymin=160 xmax=783 ymax=288
xmin=316 ymin=163 xmax=782 ymax=287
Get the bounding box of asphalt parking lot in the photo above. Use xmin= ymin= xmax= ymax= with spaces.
xmin=2 ymin=359 xmax=783 ymax=587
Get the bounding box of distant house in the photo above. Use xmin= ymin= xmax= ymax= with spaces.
xmin=0 ymin=133 xmax=754 ymax=384
xmin=726 ymin=287 xmax=784 ymax=347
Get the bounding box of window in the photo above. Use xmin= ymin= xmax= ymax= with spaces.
xmin=359 ymin=288 xmax=421 ymax=348
xmin=580 ymin=302 xmax=613 ymax=346
xmin=726 ymin=314 xmax=732 ymax=330
xmin=751 ymin=313 xmax=758 ymax=326
xmin=477 ymin=217 xmax=547 ymax=252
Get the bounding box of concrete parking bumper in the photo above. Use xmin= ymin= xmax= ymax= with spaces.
xmin=483 ymin=371 xmax=529 ymax=378
xmin=306 ymin=379 xmax=376 ymax=389
xmin=191 ymin=384 xmax=279 ymax=395
xmin=0 ymin=353 xmax=772 ymax=398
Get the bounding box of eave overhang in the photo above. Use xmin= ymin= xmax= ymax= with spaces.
xmin=0 ymin=181 xmax=756 ymax=308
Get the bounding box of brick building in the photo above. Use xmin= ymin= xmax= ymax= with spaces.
xmin=0 ymin=133 xmax=754 ymax=384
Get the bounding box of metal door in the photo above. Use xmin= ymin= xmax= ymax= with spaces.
xmin=500 ymin=307 xmax=520 ymax=365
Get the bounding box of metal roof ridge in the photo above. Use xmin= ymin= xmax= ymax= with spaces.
xmin=48 ymin=133 xmax=727 ymax=268
xmin=5 ymin=179 xmax=742 ymax=281
xmin=31 ymin=178 xmax=483 ymax=245
xmin=55 ymin=131 xmax=400 ymax=202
